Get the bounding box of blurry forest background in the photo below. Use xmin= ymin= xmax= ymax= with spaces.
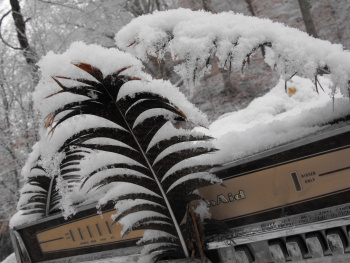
xmin=0 ymin=0 xmax=349 ymax=260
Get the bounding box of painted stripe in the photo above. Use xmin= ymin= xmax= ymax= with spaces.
xmin=78 ymin=228 xmax=84 ymax=240
xmin=319 ymin=166 xmax=350 ymax=177
xmin=291 ymin=172 xmax=302 ymax=191
xmin=86 ymin=225 xmax=93 ymax=238
xmin=39 ymin=237 xmax=64 ymax=244
xmin=105 ymin=221 xmax=112 ymax=234
xmin=96 ymin=223 xmax=102 ymax=236
xmin=69 ymin=230 xmax=75 ymax=242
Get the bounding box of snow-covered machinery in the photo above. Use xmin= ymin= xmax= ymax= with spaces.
xmin=10 ymin=121 xmax=350 ymax=263
xmin=201 ymin=121 xmax=350 ymax=263
xmin=9 ymin=7 xmax=350 ymax=263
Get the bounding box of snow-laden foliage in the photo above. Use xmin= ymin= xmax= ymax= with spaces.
xmin=116 ymin=9 xmax=350 ymax=95
xmin=11 ymin=43 xmax=219 ymax=262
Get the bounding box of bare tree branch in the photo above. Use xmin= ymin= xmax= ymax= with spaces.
xmin=245 ymin=0 xmax=256 ymax=16
xmin=9 ymin=0 xmax=38 ymax=67
xmin=0 ymin=10 xmax=22 ymax=50
xmin=37 ymin=0 xmax=80 ymax=10
xmin=0 ymin=180 xmax=16 ymax=195
xmin=297 ymin=0 xmax=318 ymax=38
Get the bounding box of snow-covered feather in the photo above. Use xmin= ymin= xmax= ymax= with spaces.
xmin=23 ymin=43 xmax=218 ymax=262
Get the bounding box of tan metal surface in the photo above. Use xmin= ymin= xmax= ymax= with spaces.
xmin=37 ymin=210 xmax=144 ymax=253
xmin=200 ymin=146 xmax=350 ymax=221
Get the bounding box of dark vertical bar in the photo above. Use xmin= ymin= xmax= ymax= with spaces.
xmin=69 ymin=230 xmax=75 ymax=242
xmin=86 ymin=226 xmax=93 ymax=238
xmin=96 ymin=223 xmax=102 ymax=236
xmin=105 ymin=221 xmax=112 ymax=234
xmin=78 ymin=228 xmax=84 ymax=240
xmin=291 ymin=172 xmax=302 ymax=191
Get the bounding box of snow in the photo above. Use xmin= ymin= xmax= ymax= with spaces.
xmin=16 ymin=192 xmax=44 ymax=207
xmin=14 ymin=74 xmax=345 ymax=230
xmin=8 ymin=10 xmax=350 ymax=263
xmin=140 ymin=243 xmax=178 ymax=254
xmin=118 ymin=211 xmax=170 ymax=237
xmin=97 ymin=183 xmax=161 ymax=207
xmin=38 ymin=151 xmax=65 ymax=178
xmin=83 ymin=168 xmax=153 ymax=193
xmin=9 ymin=210 xmax=43 ymax=229
xmin=55 ymin=173 xmax=78 ymax=219
xmin=118 ymin=79 xmax=209 ymax=127
xmin=78 ymin=151 xmax=148 ymax=193
xmin=137 ymin=230 xmax=177 ymax=244
xmin=39 ymin=115 xmax=127 ymax=156
xmin=19 ymin=184 xmax=46 ymax=195
xmin=14 ymin=41 xmax=216 ymax=231
xmin=21 ymin=142 xmax=42 ymax=180
xmin=132 ymin=109 xmax=178 ymax=129
xmin=1 ymin=254 xmax=15 ymax=263
xmin=146 ymin=122 xmax=210 ymax=152
xmin=34 ymin=41 xmax=209 ymax=129
xmin=161 ymin=153 xmax=219 ymax=183
xmin=33 ymin=42 xmax=149 ymax=117
xmin=113 ymin=199 xmax=164 ymax=218
xmin=116 ymin=9 xmax=350 ymax=96
xmin=166 ymin=172 xmax=220 ymax=193
xmin=209 ymin=76 xmax=350 ymax=164
xmin=153 ymin=141 xmax=212 ymax=166
xmin=194 ymin=200 xmax=211 ymax=222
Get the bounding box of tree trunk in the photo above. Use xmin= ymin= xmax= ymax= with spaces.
xmin=244 ymin=0 xmax=265 ymax=56
xmin=6 ymin=0 xmax=40 ymax=197
xmin=202 ymin=0 xmax=212 ymax=12
xmin=245 ymin=0 xmax=256 ymax=16
xmin=297 ymin=0 xmax=318 ymax=38
xmin=9 ymin=0 xmax=38 ymax=68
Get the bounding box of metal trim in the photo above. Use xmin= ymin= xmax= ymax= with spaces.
xmin=10 ymin=230 xmax=22 ymax=263
xmin=39 ymin=245 xmax=142 ymax=263
xmin=206 ymin=202 xmax=350 ymax=250
xmin=211 ymin=124 xmax=350 ymax=173
xmin=11 ymin=230 xmax=32 ymax=263
xmin=14 ymin=124 xmax=350 ymax=231
xmin=13 ymin=203 xmax=97 ymax=230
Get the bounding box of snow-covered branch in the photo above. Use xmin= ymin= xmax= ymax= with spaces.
xmin=116 ymin=9 xmax=350 ymax=95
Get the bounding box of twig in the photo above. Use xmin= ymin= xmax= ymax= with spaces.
xmin=317 ymin=66 xmax=331 ymax=75
xmin=188 ymin=204 xmax=206 ymax=263
xmin=289 ymin=71 xmax=298 ymax=80
xmin=241 ymin=42 xmax=272 ymax=73
xmin=0 ymin=10 xmax=22 ymax=50
xmin=316 ymin=77 xmax=325 ymax=92
xmin=37 ymin=0 xmax=80 ymax=10
xmin=285 ymin=79 xmax=287 ymax=93
xmin=285 ymin=72 xmax=297 ymax=92
xmin=0 ymin=180 xmax=16 ymax=195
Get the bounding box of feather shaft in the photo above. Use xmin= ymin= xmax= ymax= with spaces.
xmin=98 ymin=77 xmax=190 ymax=258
